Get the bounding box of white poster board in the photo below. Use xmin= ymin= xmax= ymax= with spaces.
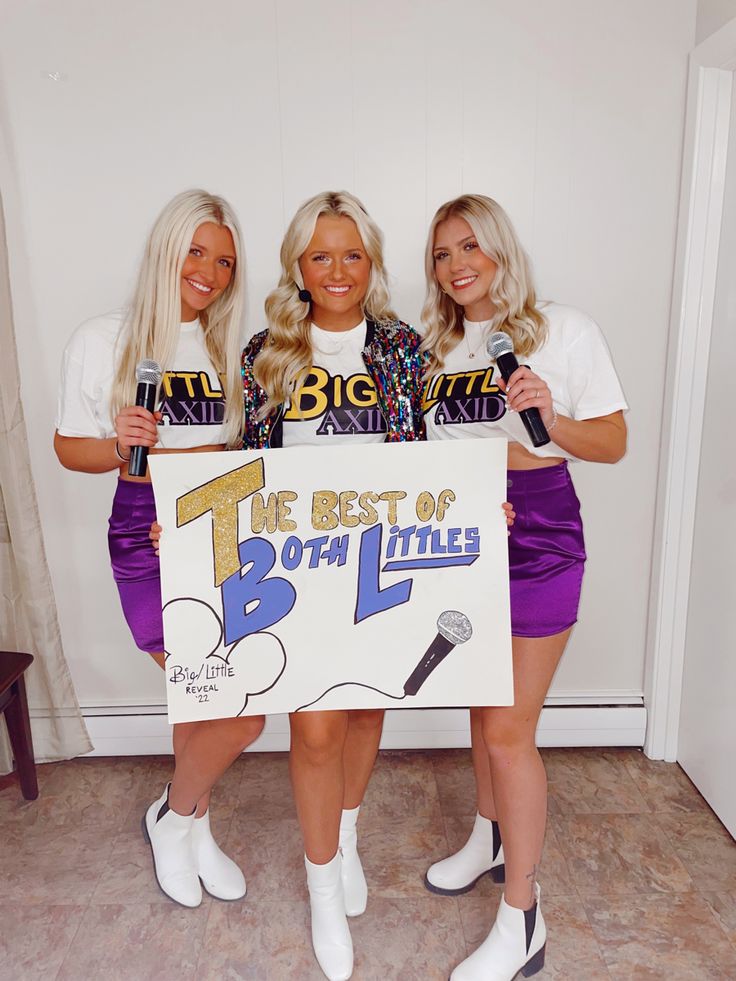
xmin=149 ymin=439 xmax=512 ymax=723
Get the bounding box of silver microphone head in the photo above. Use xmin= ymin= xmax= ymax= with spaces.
xmin=437 ymin=610 xmax=473 ymax=645
xmin=135 ymin=360 xmax=162 ymax=385
xmin=487 ymin=332 xmax=513 ymax=360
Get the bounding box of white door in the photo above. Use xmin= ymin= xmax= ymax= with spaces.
xmin=677 ymin=75 xmax=736 ymax=838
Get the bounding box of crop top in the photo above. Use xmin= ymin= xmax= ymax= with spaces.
xmin=422 ymin=302 xmax=627 ymax=460
xmin=56 ymin=311 xmax=228 ymax=449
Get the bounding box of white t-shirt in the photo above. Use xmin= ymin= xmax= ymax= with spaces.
xmin=56 ymin=311 xmax=228 ymax=448
xmin=423 ymin=302 xmax=628 ymax=461
xmin=281 ymin=321 xmax=387 ymax=447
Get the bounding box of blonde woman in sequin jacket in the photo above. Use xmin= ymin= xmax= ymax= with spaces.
xmin=241 ymin=190 xmax=423 ymax=981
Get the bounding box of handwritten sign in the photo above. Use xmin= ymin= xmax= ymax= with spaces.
xmin=149 ymin=439 xmax=513 ymax=723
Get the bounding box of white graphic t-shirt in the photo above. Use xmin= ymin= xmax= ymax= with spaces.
xmin=423 ymin=303 xmax=628 ymax=461
xmin=56 ymin=311 xmax=228 ymax=448
xmin=281 ymin=321 xmax=387 ymax=447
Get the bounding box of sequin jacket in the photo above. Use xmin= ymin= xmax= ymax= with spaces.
xmin=240 ymin=319 xmax=426 ymax=449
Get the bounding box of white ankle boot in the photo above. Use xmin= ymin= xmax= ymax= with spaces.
xmin=143 ymin=784 xmax=202 ymax=908
xmin=450 ymin=884 xmax=546 ymax=981
xmin=425 ymin=812 xmax=505 ymax=895
xmin=339 ymin=806 xmax=368 ymax=916
xmin=305 ymin=852 xmax=354 ymax=981
xmin=192 ymin=808 xmax=246 ymax=900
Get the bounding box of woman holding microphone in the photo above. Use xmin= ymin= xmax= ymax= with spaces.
xmin=421 ymin=193 xmax=627 ymax=980
xmin=55 ymin=190 xmax=264 ymax=909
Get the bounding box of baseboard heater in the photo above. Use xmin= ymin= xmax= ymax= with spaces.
xmin=77 ymin=702 xmax=646 ymax=756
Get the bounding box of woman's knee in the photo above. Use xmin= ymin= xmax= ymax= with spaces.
xmin=347 ymin=708 xmax=385 ymax=734
xmin=290 ymin=713 xmax=348 ymax=765
xmin=480 ymin=709 xmax=537 ymax=759
xmin=221 ymin=714 xmax=265 ymax=752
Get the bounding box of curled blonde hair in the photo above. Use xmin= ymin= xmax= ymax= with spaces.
xmin=111 ymin=189 xmax=246 ymax=447
xmin=256 ymin=190 xmax=396 ymax=416
xmin=421 ymin=194 xmax=546 ymax=375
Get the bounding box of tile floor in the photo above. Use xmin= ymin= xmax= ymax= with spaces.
xmin=1 ymin=748 xmax=735 ymax=980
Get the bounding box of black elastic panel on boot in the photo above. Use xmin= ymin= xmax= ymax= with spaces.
xmin=523 ymin=904 xmax=537 ymax=954
xmin=157 ymin=785 xmax=172 ymax=823
xmin=157 ymin=800 xmax=195 ymax=821
xmin=492 ymin=820 xmax=502 ymax=860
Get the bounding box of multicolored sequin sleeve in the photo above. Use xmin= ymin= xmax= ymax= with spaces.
xmin=363 ymin=321 xmax=427 ymax=442
xmin=240 ymin=330 xmax=274 ymax=450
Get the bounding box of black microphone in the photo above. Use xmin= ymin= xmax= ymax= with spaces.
xmin=403 ymin=611 xmax=473 ymax=696
xmin=487 ymin=333 xmax=550 ymax=447
xmin=128 ymin=360 xmax=162 ymax=477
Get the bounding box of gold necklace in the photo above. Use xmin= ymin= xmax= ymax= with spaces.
xmin=464 ymin=328 xmax=487 ymax=360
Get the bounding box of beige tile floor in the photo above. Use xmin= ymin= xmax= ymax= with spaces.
xmin=1 ymin=748 xmax=736 ymax=980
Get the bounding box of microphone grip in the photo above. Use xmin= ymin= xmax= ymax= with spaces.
xmin=519 ymin=407 xmax=551 ymax=448
xmin=127 ymin=381 xmax=158 ymax=478
xmin=128 ymin=446 xmax=148 ymax=477
xmin=403 ymin=633 xmax=454 ymax=696
xmin=495 ymin=352 xmax=550 ymax=448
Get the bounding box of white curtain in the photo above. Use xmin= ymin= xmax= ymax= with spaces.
xmin=0 ymin=191 xmax=92 ymax=771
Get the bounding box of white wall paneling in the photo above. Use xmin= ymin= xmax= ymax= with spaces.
xmin=80 ymin=704 xmax=647 ymax=757
xmin=677 ymin=71 xmax=736 ymax=835
xmin=0 ymin=1 xmax=696 ymax=749
xmin=644 ymin=18 xmax=736 ymax=761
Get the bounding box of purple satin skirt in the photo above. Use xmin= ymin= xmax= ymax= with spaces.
xmin=108 ymin=479 xmax=164 ymax=653
xmin=507 ymin=462 xmax=586 ymax=638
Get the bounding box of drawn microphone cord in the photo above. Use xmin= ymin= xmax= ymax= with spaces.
xmin=294 ymin=610 xmax=473 ymax=712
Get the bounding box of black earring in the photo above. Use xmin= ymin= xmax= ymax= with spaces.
xmin=298 ymin=288 xmax=312 ymax=303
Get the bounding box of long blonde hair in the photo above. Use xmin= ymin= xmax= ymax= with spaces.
xmin=111 ymin=189 xmax=246 ymax=447
xmin=256 ymin=190 xmax=396 ymax=416
xmin=421 ymin=194 xmax=546 ymax=375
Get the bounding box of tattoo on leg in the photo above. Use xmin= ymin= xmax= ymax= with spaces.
xmin=526 ymin=864 xmax=538 ymax=906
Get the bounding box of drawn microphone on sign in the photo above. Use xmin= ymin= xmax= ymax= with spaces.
xmin=402 ymin=610 xmax=473 ymax=695
xmin=295 ymin=610 xmax=474 ymax=711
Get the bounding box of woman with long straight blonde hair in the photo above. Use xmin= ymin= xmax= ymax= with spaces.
xmin=421 ymin=194 xmax=628 ymax=981
xmin=241 ymin=190 xmax=425 ymax=981
xmin=55 ymin=189 xmax=264 ymax=910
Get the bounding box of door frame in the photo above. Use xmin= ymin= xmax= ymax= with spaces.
xmin=644 ymin=20 xmax=736 ymax=761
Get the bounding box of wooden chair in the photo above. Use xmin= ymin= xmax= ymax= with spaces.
xmin=0 ymin=651 xmax=38 ymax=799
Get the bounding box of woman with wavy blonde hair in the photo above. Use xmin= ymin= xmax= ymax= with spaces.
xmin=55 ymin=189 xmax=264 ymax=911
xmin=421 ymin=193 xmax=547 ymax=375
xmin=420 ymin=194 xmax=628 ymax=981
xmin=241 ymin=190 xmax=425 ymax=981
xmin=253 ymin=189 xmax=397 ymax=420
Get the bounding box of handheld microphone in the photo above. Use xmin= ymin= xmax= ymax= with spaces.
xmin=487 ymin=333 xmax=550 ymax=447
xmin=128 ymin=360 xmax=162 ymax=477
xmin=403 ymin=611 xmax=473 ymax=696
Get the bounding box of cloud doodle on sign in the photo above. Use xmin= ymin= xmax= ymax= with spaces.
xmin=163 ymin=597 xmax=287 ymax=716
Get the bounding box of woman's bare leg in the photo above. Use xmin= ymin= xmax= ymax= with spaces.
xmin=167 ymin=714 xmax=265 ymax=815
xmin=480 ymin=629 xmax=570 ymax=909
xmin=148 ymin=650 xmax=262 ymax=815
xmin=342 ymin=709 xmax=384 ymax=809
xmin=172 ymin=723 xmax=209 ymax=816
xmin=469 ymin=706 xmax=497 ymax=820
xmin=289 ymin=710 xmax=350 ymax=863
